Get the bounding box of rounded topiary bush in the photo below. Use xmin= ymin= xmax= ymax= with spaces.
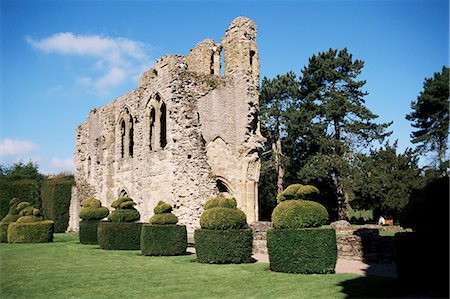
xmin=195 ymin=197 xmax=253 ymax=264
xmin=272 ymin=200 xmax=328 ymax=229
xmin=97 ymin=196 xmax=142 ymax=250
xmin=268 ymin=184 xmax=336 ymax=274
xmin=142 ymin=201 xmax=187 ymax=256
xmin=276 ymin=184 xmax=320 ymax=202
xmin=1 ymin=198 xmax=23 ymax=242
xmin=107 ymin=197 xmax=140 ymax=222
xmin=79 ymin=197 xmax=110 ymax=244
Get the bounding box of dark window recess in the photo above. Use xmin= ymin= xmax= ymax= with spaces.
xmin=120 ymin=120 xmax=126 ymax=158
xmin=160 ymin=103 xmax=167 ymax=149
xmin=128 ymin=121 xmax=134 ymax=157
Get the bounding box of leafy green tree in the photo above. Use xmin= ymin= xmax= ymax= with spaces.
xmin=298 ymin=48 xmax=392 ymax=220
xmin=406 ymin=66 xmax=449 ymax=174
xmin=351 ymin=142 xmax=422 ymax=221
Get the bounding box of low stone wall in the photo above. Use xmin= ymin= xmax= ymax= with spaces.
xmin=249 ymin=221 xmax=396 ymax=263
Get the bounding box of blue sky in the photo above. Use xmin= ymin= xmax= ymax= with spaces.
xmin=1 ymin=0 xmax=448 ymax=174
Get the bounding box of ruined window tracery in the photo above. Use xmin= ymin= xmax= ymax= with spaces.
xmin=146 ymin=93 xmax=167 ymax=151
xmin=118 ymin=107 xmax=134 ymax=159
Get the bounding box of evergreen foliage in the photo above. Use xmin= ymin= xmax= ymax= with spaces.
xmin=267 ymin=228 xmax=337 ymax=274
xmin=7 ymin=220 xmax=54 ymax=243
xmin=79 ymin=198 xmax=109 ymax=221
xmin=97 ymin=222 xmax=142 ymax=250
xmin=149 ymin=201 xmax=178 ymax=225
xmin=276 ymin=184 xmax=320 ymax=202
xmin=406 ymin=66 xmax=449 ymax=173
xmin=141 ymin=224 xmax=187 ymax=256
xmin=41 ymin=175 xmax=74 ymax=232
xmin=79 ymin=220 xmax=101 ymax=244
xmin=1 ymin=198 xmax=22 ymax=223
xmin=108 ymin=197 xmax=140 ymax=222
xmin=194 ymin=229 xmax=254 ymax=264
xmin=272 ymin=200 xmax=328 ymax=229
xmin=204 ymin=197 xmax=237 ymax=210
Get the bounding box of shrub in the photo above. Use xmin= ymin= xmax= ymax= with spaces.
xmin=150 ymin=213 xmax=178 ymax=225
xmin=108 ymin=197 xmax=140 ymax=222
xmin=276 ymin=184 xmax=320 ymax=202
xmin=0 ymin=222 xmax=9 ymax=243
xmin=204 ymin=197 xmax=237 ymax=210
xmin=41 ymin=176 xmax=74 ymax=233
xmin=153 ymin=201 xmax=173 ymax=214
xmin=79 ymin=198 xmax=109 ymax=221
xmin=7 ymin=220 xmax=54 ymax=243
xmin=0 ymin=177 xmax=41 ymax=220
xmin=194 ymin=229 xmax=253 ymax=263
xmin=200 ymin=207 xmax=246 ymax=230
xmin=79 ymin=220 xmax=101 ymax=244
xmin=141 ymin=224 xmax=187 ymax=256
xmin=97 ymin=221 xmax=142 ymax=250
xmin=1 ymin=198 xmax=23 ymax=223
xmin=267 ymin=228 xmax=337 ymax=274
xmin=272 ymin=200 xmax=328 ymax=229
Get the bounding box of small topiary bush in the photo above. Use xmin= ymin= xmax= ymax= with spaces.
xmin=276 ymin=184 xmax=320 ymax=202
xmin=272 ymin=200 xmax=328 ymax=229
xmin=1 ymin=198 xmax=22 ymax=223
xmin=199 ymin=198 xmax=246 ymax=230
xmin=79 ymin=197 xmax=110 ymax=245
xmin=194 ymin=229 xmax=253 ymax=264
xmin=267 ymin=228 xmax=337 ymax=274
xmin=195 ymin=197 xmax=253 ymax=264
xmin=142 ymin=201 xmax=187 ymax=256
xmin=7 ymin=220 xmax=54 ymax=243
xmin=108 ymin=197 xmax=140 ymax=222
xmin=97 ymin=221 xmax=142 ymax=250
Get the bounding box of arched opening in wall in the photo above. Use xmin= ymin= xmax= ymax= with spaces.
xmin=217 ymin=179 xmax=232 ymax=198
xmin=119 ymin=189 xmax=128 ymax=198
xmin=250 ymin=50 xmax=256 ymax=71
xmin=87 ymin=156 xmax=91 ymax=179
xmin=149 ymin=107 xmax=156 ymax=150
xmin=128 ymin=119 xmax=134 ymax=157
xmin=160 ymin=102 xmax=167 ymax=149
xmin=210 ymin=51 xmax=215 ymax=74
xmin=120 ymin=120 xmax=126 ymax=158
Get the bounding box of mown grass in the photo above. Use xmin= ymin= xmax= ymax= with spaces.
xmin=1 ymin=233 xmax=408 ymax=298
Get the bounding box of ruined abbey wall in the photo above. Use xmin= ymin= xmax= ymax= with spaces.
xmin=69 ymin=17 xmax=264 ymax=235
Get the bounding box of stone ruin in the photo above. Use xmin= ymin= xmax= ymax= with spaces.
xmin=68 ymin=17 xmax=265 ymax=236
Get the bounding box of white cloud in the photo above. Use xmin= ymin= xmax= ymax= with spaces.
xmin=0 ymin=138 xmax=39 ymax=156
xmin=26 ymin=32 xmax=153 ymax=95
xmin=50 ymin=157 xmax=75 ymax=173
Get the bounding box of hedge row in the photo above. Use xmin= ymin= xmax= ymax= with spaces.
xmin=0 ymin=178 xmax=41 ymax=220
xmin=0 ymin=222 xmax=8 ymax=243
xmin=97 ymin=222 xmax=142 ymax=250
xmin=79 ymin=220 xmax=101 ymax=244
xmin=41 ymin=176 xmax=74 ymax=233
xmin=141 ymin=224 xmax=187 ymax=256
xmin=267 ymin=228 xmax=337 ymax=274
xmin=194 ymin=229 xmax=253 ymax=264
xmin=7 ymin=220 xmax=54 ymax=243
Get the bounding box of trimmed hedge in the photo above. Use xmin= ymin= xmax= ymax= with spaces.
xmin=149 ymin=213 xmax=178 ymax=225
xmin=41 ymin=176 xmax=74 ymax=233
xmin=267 ymin=228 xmax=337 ymax=274
xmin=204 ymin=197 xmax=237 ymax=210
xmin=141 ymin=224 xmax=187 ymax=256
xmin=276 ymin=184 xmax=320 ymax=202
xmin=194 ymin=229 xmax=253 ymax=264
xmin=7 ymin=220 xmax=54 ymax=243
xmin=97 ymin=221 xmax=142 ymax=250
xmin=272 ymin=200 xmax=328 ymax=229
xmin=0 ymin=178 xmax=41 ymax=220
xmin=0 ymin=222 xmax=9 ymax=243
xmin=79 ymin=220 xmax=101 ymax=244
xmin=108 ymin=197 xmax=140 ymax=223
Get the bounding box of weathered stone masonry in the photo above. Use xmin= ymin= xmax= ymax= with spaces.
xmin=69 ymin=17 xmax=265 ymax=236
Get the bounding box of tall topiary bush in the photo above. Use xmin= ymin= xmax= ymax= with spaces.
xmin=268 ymin=183 xmax=337 ymax=274
xmin=141 ymin=201 xmax=187 ymax=256
xmin=194 ymin=197 xmax=253 ymax=264
xmin=98 ymin=196 xmax=142 ymax=250
xmin=41 ymin=175 xmax=74 ymax=233
xmin=79 ymin=197 xmax=110 ymax=244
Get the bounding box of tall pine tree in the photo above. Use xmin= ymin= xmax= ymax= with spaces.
xmin=298 ymin=48 xmax=392 ymax=220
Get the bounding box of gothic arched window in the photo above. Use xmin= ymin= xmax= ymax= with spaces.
xmin=146 ymin=93 xmax=167 ymax=151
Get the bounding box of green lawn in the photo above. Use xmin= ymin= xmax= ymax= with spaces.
xmin=1 ymin=233 xmax=407 ymax=298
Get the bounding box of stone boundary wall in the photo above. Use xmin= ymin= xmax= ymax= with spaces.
xmin=249 ymin=221 xmax=396 ymax=263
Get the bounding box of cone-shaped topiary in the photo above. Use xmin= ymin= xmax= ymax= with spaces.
xmin=276 ymin=184 xmax=320 ymax=202
xmin=200 ymin=197 xmax=246 ymax=230
xmin=149 ymin=201 xmax=178 ymax=225
xmin=79 ymin=197 xmax=110 ymax=220
xmin=108 ymin=197 xmax=140 ymax=222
